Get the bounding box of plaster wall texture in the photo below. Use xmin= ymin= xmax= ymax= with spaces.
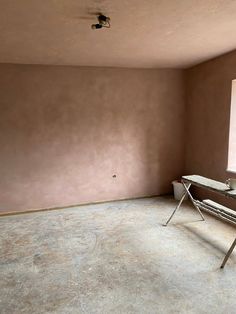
xmin=0 ymin=64 xmax=185 ymax=212
xmin=185 ymin=50 xmax=236 ymax=208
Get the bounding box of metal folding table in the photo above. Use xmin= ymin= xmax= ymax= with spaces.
xmin=164 ymin=175 xmax=236 ymax=268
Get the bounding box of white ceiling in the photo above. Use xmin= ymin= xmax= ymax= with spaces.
xmin=0 ymin=0 xmax=236 ymax=68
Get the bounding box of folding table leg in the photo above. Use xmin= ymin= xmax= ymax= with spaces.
xmin=220 ymin=237 xmax=236 ymax=269
xmin=182 ymin=181 xmax=205 ymax=221
xmin=163 ymin=183 xmax=191 ymax=226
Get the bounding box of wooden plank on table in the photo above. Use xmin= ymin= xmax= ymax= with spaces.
xmin=182 ymin=175 xmax=229 ymax=191
xmin=203 ymin=199 xmax=236 ymax=217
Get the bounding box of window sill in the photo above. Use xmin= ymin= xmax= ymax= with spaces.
xmin=226 ymin=168 xmax=236 ymax=174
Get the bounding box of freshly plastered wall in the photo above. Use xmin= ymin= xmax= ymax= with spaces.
xmin=0 ymin=64 xmax=185 ymax=212
xmin=185 ymin=50 xmax=236 ymax=208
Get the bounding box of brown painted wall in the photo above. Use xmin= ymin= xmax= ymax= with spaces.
xmin=185 ymin=50 xmax=236 ymax=208
xmin=0 ymin=64 xmax=185 ymax=212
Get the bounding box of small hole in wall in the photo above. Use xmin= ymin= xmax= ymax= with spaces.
xmin=112 ymin=174 xmax=117 ymax=178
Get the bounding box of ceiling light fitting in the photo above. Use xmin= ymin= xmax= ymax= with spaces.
xmin=91 ymin=14 xmax=111 ymax=29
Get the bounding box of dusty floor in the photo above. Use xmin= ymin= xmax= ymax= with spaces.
xmin=0 ymin=196 xmax=235 ymax=314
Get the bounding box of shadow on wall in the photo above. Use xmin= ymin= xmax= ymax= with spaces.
xmin=185 ymin=50 xmax=236 ymax=211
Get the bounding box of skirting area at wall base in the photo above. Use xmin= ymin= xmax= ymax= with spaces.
xmin=0 ymin=194 xmax=172 ymax=217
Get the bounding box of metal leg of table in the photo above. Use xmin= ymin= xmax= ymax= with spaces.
xmin=163 ymin=183 xmax=191 ymax=226
xmin=220 ymin=237 xmax=236 ymax=269
xmin=182 ymin=181 xmax=205 ymax=221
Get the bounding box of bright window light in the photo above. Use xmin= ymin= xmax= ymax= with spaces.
xmin=227 ymin=80 xmax=236 ymax=172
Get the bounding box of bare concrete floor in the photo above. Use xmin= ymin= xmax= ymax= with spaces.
xmin=0 ymin=196 xmax=235 ymax=314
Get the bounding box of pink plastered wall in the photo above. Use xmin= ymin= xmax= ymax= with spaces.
xmin=185 ymin=50 xmax=236 ymax=209
xmin=0 ymin=64 xmax=185 ymax=212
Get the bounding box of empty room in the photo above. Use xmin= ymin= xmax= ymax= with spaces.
xmin=0 ymin=1 xmax=236 ymax=313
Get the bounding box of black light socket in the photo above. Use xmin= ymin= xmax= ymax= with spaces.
xmin=91 ymin=23 xmax=103 ymax=29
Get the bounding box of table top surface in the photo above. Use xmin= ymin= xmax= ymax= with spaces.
xmin=182 ymin=175 xmax=236 ymax=199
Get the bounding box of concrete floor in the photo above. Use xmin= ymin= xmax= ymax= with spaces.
xmin=0 ymin=196 xmax=235 ymax=314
